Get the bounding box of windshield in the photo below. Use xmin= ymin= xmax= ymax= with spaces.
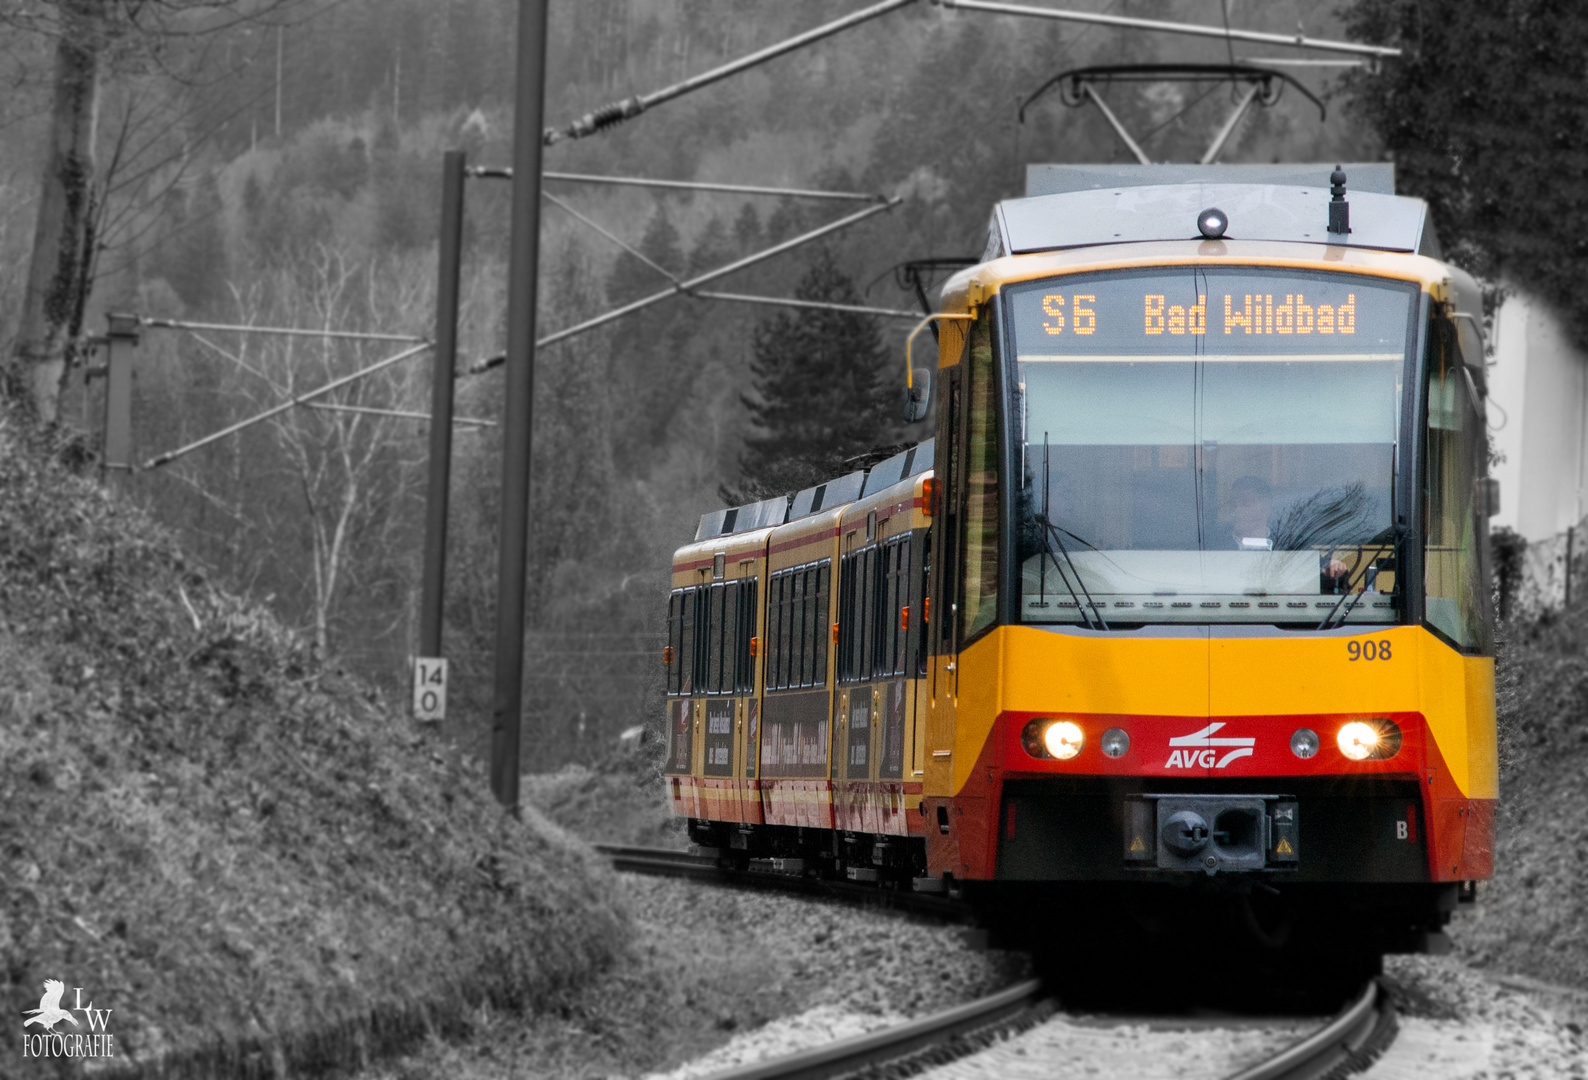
xmin=1008 ymin=267 xmax=1414 ymax=625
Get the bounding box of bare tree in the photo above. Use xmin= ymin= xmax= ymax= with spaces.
xmin=3 ymin=0 xmax=302 ymax=423
xmin=170 ymin=245 xmax=430 ymax=657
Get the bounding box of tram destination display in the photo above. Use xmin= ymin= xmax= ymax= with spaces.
xmin=1009 ymin=268 xmax=1413 ymax=358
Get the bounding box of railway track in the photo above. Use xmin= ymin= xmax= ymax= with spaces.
xmin=674 ymin=978 xmax=1392 ymax=1080
xmin=597 ymin=843 xmax=1397 ymax=1080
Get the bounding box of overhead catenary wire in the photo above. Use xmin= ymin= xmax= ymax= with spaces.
xmin=467 ymin=196 xmax=901 ymax=374
xmin=141 ymin=341 xmax=431 ymax=470
xmin=930 ymin=0 xmax=1402 ymax=57
xmin=541 ymin=189 xmax=682 ymax=286
xmin=689 ymin=291 xmax=919 ymax=321
xmin=535 ymin=171 xmax=889 ymax=203
xmin=543 ymin=0 xmax=921 ymax=145
xmin=134 ymin=316 xmax=429 ymax=344
xmin=305 ymin=402 xmax=496 ymax=428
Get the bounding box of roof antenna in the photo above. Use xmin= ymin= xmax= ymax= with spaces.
xmin=1328 ymin=165 xmax=1351 ymax=235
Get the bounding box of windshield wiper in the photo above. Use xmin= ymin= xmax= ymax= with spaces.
xmin=1034 ymin=513 xmax=1111 ymax=631
xmin=1317 ymin=524 xmax=1404 ymax=631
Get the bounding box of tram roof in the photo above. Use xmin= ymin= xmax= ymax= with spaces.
xmin=992 ymin=163 xmax=1436 ymax=258
xmin=691 ymin=440 xmax=936 ymax=543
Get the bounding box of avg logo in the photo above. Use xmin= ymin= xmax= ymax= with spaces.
xmin=20 ymin=980 xmax=115 ymax=1060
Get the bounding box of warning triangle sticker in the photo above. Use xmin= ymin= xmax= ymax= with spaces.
xmin=1275 ymin=837 xmax=1294 ymax=855
xmin=1128 ymin=836 xmax=1145 ymax=853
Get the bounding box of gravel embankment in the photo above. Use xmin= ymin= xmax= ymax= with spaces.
xmin=360 ymin=873 xmax=1021 ymax=1080
xmin=362 ymin=869 xmax=1585 ymax=1080
xmin=1368 ymin=955 xmax=1588 ymax=1079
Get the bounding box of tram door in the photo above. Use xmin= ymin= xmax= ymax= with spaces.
xmin=835 ymin=517 xmax=913 ymax=834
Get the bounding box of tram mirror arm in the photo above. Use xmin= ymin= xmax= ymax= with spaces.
xmin=902 ymin=312 xmax=975 ymax=423
xmin=904 ymin=367 xmax=932 ymax=422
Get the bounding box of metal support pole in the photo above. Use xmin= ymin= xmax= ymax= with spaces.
xmin=1082 ymin=84 xmax=1151 ymax=165
xmin=492 ymin=0 xmax=549 ymax=812
xmin=419 ymin=150 xmax=466 ymax=668
xmin=102 ymin=313 xmax=140 ymax=487
xmin=1200 ymin=82 xmax=1261 ymax=164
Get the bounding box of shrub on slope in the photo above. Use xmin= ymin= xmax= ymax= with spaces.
xmin=0 ymin=413 xmax=627 ymax=1075
xmin=1455 ymin=607 xmax=1588 ymax=990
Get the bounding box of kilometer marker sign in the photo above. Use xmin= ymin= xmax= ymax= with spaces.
xmin=413 ymin=657 xmax=448 ymax=721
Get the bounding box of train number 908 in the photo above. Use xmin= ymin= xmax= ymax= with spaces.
xmin=1347 ymin=639 xmax=1392 ymax=661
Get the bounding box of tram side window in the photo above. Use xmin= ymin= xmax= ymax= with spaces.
xmin=721 ymin=583 xmax=741 ymax=693
xmin=837 ymin=553 xmax=858 ymax=683
xmin=889 ymin=538 xmax=911 ymax=675
xmin=736 ymin=579 xmax=758 ymax=692
xmin=706 ymin=584 xmax=724 ymax=693
xmin=769 ymin=572 xmax=783 ymax=689
xmin=813 ymin=561 xmax=830 ymax=686
xmin=665 ymin=591 xmax=683 ymax=694
xmin=960 ymin=312 xmax=1000 ymax=644
xmin=691 ymin=587 xmax=710 ymax=693
xmin=871 ymin=543 xmax=891 ymax=676
xmin=1424 ymin=317 xmax=1492 ymax=651
xmin=678 ymin=586 xmax=697 ymax=695
xmin=770 ymin=569 xmax=790 ymax=691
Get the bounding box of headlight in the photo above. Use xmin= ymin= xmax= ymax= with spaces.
xmin=1337 ymin=719 xmax=1402 ymax=761
xmin=1290 ymin=728 xmax=1319 ymax=759
xmin=1100 ymin=727 xmax=1130 ymax=758
xmin=1021 ymin=718 xmax=1084 ymax=760
xmin=1044 ymin=721 xmax=1084 ymax=759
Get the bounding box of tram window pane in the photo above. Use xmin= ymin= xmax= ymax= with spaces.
xmin=1007 ymin=269 xmax=1413 ymax=626
xmin=837 ymin=555 xmax=854 ymax=683
xmin=784 ymin=571 xmax=800 ymax=688
xmin=702 ymin=586 xmax=714 ymax=693
xmin=766 ymin=575 xmax=782 ymax=690
xmin=705 ymin=585 xmax=721 ymax=693
xmin=744 ymin=579 xmax=759 ymax=692
xmin=722 ymin=582 xmax=739 ymax=693
xmin=857 ymin=549 xmax=872 ymax=680
xmin=814 ymin=562 xmax=830 ymax=686
xmin=892 ymin=541 xmax=906 ymax=673
xmin=777 ymin=572 xmax=790 ymax=690
xmin=876 ymin=543 xmax=892 ymax=675
xmin=961 ymin=312 xmax=1000 ymax=643
xmin=679 ymin=587 xmax=696 ymax=695
xmin=790 ymin=565 xmax=806 ymax=682
xmin=665 ymin=592 xmax=680 ymax=695
xmin=788 ymin=570 xmax=802 ymax=687
xmin=1424 ymin=319 xmax=1491 ymax=650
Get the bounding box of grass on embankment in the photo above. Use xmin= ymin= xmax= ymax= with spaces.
xmin=0 ymin=410 xmax=627 ymax=1077
xmin=1453 ymin=604 xmax=1588 ymax=990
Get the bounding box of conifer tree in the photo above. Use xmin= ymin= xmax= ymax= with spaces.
xmin=728 ymin=247 xmax=892 ymax=502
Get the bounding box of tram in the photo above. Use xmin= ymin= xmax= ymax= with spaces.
xmin=664 ymin=163 xmax=1496 ymax=964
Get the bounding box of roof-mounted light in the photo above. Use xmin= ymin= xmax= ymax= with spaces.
xmin=1197 ymin=206 xmax=1228 ymax=239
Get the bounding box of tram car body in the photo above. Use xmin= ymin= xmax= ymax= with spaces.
xmin=665 ymin=163 xmax=1496 ymax=960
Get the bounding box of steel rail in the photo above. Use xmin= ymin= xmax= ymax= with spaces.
xmin=1224 ymin=979 xmax=1395 ymax=1080
xmin=698 ymin=978 xmax=1051 ymax=1080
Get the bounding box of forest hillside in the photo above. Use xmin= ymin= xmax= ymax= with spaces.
xmin=0 ymin=405 xmax=629 ymax=1074
xmin=0 ymin=0 xmax=1369 ymax=767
